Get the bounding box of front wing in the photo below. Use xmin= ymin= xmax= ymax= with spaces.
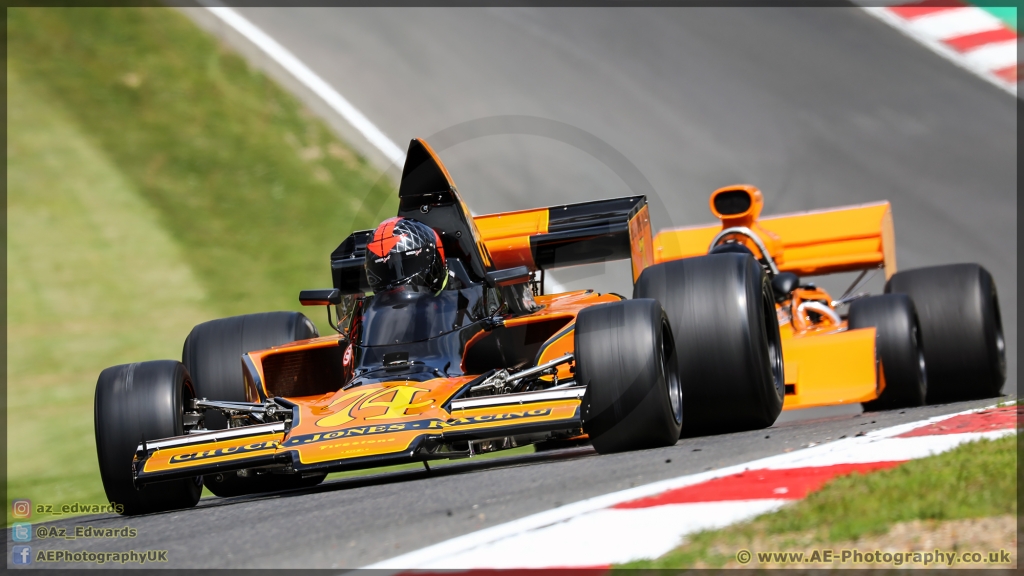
xmin=134 ymin=390 xmax=583 ymax=485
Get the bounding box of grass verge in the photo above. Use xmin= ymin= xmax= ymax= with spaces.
xmin=7 ymin=6 xmax=396 ymax=524
xmin=618 ymin=434 xmax=1017 ymax=569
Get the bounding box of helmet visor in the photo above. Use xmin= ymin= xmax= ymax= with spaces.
xmin=365 ymin=246 xmax=439 ymax=291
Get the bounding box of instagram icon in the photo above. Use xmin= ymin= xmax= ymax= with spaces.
xmin=12 ymin=499 xmax=31 ymax=519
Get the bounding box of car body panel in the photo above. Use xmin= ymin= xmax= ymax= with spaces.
xmin=781 ymin=325 xmax=880 ymax=409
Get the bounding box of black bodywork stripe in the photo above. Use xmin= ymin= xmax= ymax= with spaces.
xmin=531 ymin=196 xmax=645 ymax=270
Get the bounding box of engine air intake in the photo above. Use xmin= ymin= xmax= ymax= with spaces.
xmin=713 ymin=190 xmax=753 ymax=216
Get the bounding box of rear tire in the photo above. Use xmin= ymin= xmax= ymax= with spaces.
xmin=635 ymin=254 xmax=784 ymax=434
xmin=850 ymin=295 xmax=926 ymax=411
xmin=94 ymin=361 xmax=202 ymax=516
xmin=577 ymin=299 xmax=682 ymax=453
xmin=886 ymin=264 xmax=1005 ymax=403
xmin=182 ymin=311 xmax=318 ymax=497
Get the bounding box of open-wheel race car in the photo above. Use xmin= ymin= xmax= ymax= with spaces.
xmin=654 ymin=184 xmax=1005 ymax=412
xmin=94 ymin=138 xmax=786 ymax=515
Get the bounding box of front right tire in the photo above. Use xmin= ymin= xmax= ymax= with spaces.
xmin=886 ymin=264 xmax=1005 ymax=403
xmin=182 ymin=311 xmax=318 ymax=429
xmin=182 ymin=311 xmax=320 ymax=497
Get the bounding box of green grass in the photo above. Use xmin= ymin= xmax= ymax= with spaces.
xmin=7 ymin=7 xmax=396 ymax=524
xmin=619 ymin=434 xmax=1018 ymax=569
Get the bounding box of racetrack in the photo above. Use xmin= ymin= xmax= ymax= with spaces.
xmin=11 ymin=5 xmax=1016 ymax=568
xmin=7 ymin=399 xmax=1003 ymax=568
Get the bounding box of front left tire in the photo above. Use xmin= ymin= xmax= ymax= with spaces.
xmin=577 ymin=298 xmax=683 ymax=453
xmin=850 ymin=294 xmax=927 ymax=411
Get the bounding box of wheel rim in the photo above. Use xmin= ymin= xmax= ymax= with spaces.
xmin=912 ymin=322 xmax=927 ymax=397
xmin=662 ymin=322 xmax=683 ymax=425
xmin=991 ymin=288 xmax=1006 ymax=380
xmin=762 ymin=286 xmax=785 ymax=397
xmin=181 ymin=377 xmax=204 ymax=491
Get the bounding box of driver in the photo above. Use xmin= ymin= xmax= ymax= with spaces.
xmin=364 ymin=217 xmax=449 ymax=293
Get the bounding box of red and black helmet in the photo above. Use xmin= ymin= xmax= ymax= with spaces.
xmin=364 ymin=217 xmax=447 ymax=292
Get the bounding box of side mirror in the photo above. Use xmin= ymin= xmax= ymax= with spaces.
xmin=484 ymin=266 xmax=531 ymax=288
xmin=299 ymin=288 xmax=341 ymax=306
xmin=770 ymin=272 xmax=799 ymax=303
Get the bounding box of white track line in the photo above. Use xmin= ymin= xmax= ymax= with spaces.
xmin=432 ymin=500 xmax=790 ymax=569
xmin=202 ymin=5 xmax=406 ymax=166
xmin=963 ymin=40 xmax=1018 ymax=70
xmin=905 ymin=8 xmax=1004 ymax=40
xmin=366 ymin=403 xmax=1012 ymax=569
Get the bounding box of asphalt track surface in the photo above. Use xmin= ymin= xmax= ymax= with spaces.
xmin=10 ymin=6 xmax=1016 ymax=569
xmin=7 ymin=398 xmax=1003 ymax=568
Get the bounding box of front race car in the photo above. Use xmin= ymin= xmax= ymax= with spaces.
xmin=134 ymin=354 xmax=585 ymax=486
xmin=96 ymin=137 xmax=784 ymax=515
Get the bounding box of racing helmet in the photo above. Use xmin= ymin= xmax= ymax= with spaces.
xmin=364 ymin=217 xmax=447 ymax=292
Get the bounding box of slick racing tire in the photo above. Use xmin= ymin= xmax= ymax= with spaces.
xmin=577 ymin=299 xmax=683 ymax=453
xmin=850 ymin=295 xmax=926 ymax=411
xmin=182 ymin=311 xmax=318 ymax=429
xmin=182 ymin=311 xmax=318 ymax=497
xmin=886 ymin=264 xmax=1005 ymax=403
xmin=635 ymin=253 xmax=784 ymax=435
xmin=94 ymin=360 xmax=202 ymax=516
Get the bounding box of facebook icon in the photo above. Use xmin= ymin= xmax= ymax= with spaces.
xmin=12 ymin=545 xmax=33 ymax=565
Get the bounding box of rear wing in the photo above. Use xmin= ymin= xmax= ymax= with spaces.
xmin=328 ymin=195 xmax=656 ymax=294
xmin=474 ymin=196 xmax=654 ymax=283
xmin=654 ymin=188 xmax=896 ymax=278
xmin=326 ymin=138 xmax=656 ymax=294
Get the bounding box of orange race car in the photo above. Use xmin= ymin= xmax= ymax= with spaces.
xmin=94 ymin=139 xmax=786 ymax=515
xmin=654 ymin=184 xmax=1005 ymax=412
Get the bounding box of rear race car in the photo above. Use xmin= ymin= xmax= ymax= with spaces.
xmin=94 ymin=138 xmax=784 ymax=515
xmin=653 ymin=184 xmax=1005 ymax=411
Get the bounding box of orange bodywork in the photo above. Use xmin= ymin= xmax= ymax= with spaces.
xmin=137 ymin=290 xmax=620 ymax=481
xmin=780 ymin=322 xmax=880 ymax=410
xmin=473 ymin=207 xmax=550 ymax=270
xmin=654 ymin=185 xmax=894 ymax=410
xmin=778 ymin=285 xmax=882 ymax=409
